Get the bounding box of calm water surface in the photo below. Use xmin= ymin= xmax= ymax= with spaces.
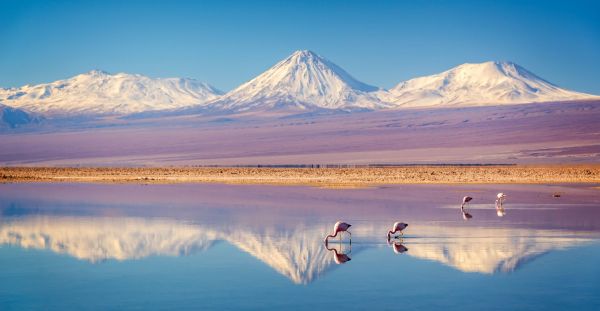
xmin=1 ymin=183 xmax=600 ymax=310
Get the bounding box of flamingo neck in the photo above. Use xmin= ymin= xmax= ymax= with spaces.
xmin=387 ymin=230 xmax=394 ymax=240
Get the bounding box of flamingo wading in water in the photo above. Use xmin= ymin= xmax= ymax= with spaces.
xmin=324 ymin=221 xmax=352 ymax=245
xmin=387 ymin=222 xmax=408 ymax=241
xmin=461 ymin=196 xmax=473 ymax=220
xmin=495 ymin=192 xmax=507 ymax=217
xmin=496 ymin=193 xmax=506 ymax=207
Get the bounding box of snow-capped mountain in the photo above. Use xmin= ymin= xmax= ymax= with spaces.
xmin=0 ymin=70 xmax=222 ymax=116
xmin=211 ymin=50 xmax=387 ymax=112
xmin=387 ymin=61 xmax=597 ymax=108
xmin=1 ymin=55 xmax=597 ymax=120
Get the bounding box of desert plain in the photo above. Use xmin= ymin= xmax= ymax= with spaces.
xmin=2 ymin=165 xmax=599 ymax=187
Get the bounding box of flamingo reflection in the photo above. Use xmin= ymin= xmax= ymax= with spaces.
xmin=387 ymin=237 xmax=409 ymax=254
xmin=391 ymin=242 xmax=409 ymax=254
xmin=325 ymin=244 xmax=352 ymax=264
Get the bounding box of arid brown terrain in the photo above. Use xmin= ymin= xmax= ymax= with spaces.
xmin=2 ymin=101 xmax=600 ymax=167
xmin=2 ymin=166 xmax=599 ymax=187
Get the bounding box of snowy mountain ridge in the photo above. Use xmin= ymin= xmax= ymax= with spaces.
xmin=0 ymin=51 xmax=597 ymax=119
xmin=0 ymin=70 xmax=223 ymax=116
xmin=386 ymin=61 xmax=595 ymax=108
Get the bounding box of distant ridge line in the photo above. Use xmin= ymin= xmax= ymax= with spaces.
xmin=187 ymin=163 xmax=518 ymax=168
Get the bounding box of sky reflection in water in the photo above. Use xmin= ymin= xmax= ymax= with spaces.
xmin=1 ymin=183 xmax=599 ymax=310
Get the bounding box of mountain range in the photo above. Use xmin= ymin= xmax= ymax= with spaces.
xmin=0 ymin=50 xmax=597 ymax=124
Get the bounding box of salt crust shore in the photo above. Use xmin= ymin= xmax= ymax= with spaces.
xmin=1 ymin=166 xmax=600 ymax=187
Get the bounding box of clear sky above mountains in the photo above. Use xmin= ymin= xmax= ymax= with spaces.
xmin=1 ymin=0 xmax=599 ymax=93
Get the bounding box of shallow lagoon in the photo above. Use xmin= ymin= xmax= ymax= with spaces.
xmin=1 ymin=183 xmax=599 ymax=310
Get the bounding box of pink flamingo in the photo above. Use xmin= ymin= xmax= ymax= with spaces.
xmin=324 ymin=221 xmax=352 ymax=245
xmin=461 ymin=196 xmax=473 ymax=209
xmin=496 ymin=193 xmax=506 ymax=207
xmin=461 ymin=196 xmax=473 ymax=220
xmin=495 ymin=192 xmax=507 ymax=217
xmin=387 ymin=222 xmax=408 ymax=241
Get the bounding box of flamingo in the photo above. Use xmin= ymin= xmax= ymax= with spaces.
xmin=461 ymin=196 xmax=473 ymax=220
xmin=495 ymin=192 xmax=507 ymax=217
xmin=461 ymin=196 xmax=473 ymax=209
xmin=387 ymin=222 xmax=408 ymax=241
xmin=324 ymin=221 xmax=352 ymax=245
xmin=496 ymin=193 xmax=506 ymax=207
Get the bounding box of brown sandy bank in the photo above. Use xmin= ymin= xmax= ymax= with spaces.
xmin=1 ymin=166 xmax=600 ymax=187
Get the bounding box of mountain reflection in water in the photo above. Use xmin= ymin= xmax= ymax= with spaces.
xmin=0 ymin=215 xmax=596 ymax=284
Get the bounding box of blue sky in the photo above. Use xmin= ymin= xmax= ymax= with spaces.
xmin=1 ymin=0 xmax=599 ymax=93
